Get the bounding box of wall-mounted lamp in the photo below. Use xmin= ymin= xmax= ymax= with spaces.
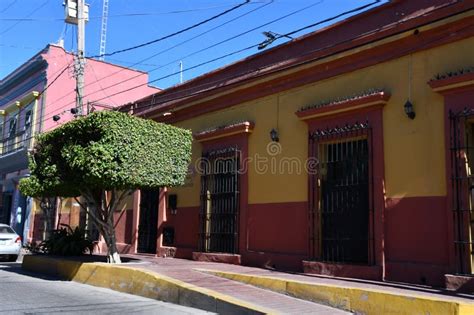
xmin=404 ymin=100 xmax=416 ymax=119
xmin=52 ymin=107 xmax=81 ymax=122
xmin=270 ymin=128 xmax=279 ymax=142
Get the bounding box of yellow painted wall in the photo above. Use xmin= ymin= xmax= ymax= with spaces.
xmin=169 ymin=36 xmax=474 ymax=207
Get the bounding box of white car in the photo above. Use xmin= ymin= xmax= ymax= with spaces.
xmin=0 ymin=224 xmax=22 ymax=262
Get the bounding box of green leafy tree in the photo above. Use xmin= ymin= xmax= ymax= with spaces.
xmin=20 ymin=111 xmax=192 ymax=263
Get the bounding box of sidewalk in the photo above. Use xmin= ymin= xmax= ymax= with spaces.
xmin=22 ymin=254 xmax=474 ymax=314
xmin=124 ymin=255 xmax=474 ymax=314
xmin=125 ymin=255 xmax=348 ymax=314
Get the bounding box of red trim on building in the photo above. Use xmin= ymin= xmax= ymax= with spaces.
xmin=194 ymin=121 xmax=255 ymax=142
xmin=301 ymin=105 xmax=385 ymax=280
xmin=194 ymin=133 xmax=251 ymax=263
xmin=192 ymin=252 xmax=241 ymax=265
xmin=430 ymin=73 xmax=474 ymax=279
xmin=296 ymin=91 xmax=390 ymax=120
xmin=303 ymin=261 xmax=382 ymax=280
xmin=428 ymin=71 xmax=474 ymax=92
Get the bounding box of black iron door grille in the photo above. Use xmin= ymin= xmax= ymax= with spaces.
xmin=199 ymin=147 xmax=240 ymax=254
xmin=449 ymin=108 xmax=474 ymax=275
xmin=138 ymin=189 xmax=159 ymax=254
xmin=309 ymin=122 xmax=374 ymax=265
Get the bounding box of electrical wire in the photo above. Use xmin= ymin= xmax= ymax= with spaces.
xmin=6 ymin=0 xmax=425 ymax=131
xmin=5 ymin=12 xmax=468 ymax=149
xmin=0 ymin=0 xmax=18 ymax=13
xmin=90 ymin=0 xmax=252 ymax=59
xmin=0 ymin=0 xmax=49 ymax=35
xmin=4 ymin=0 xmax=385 ymax=130
xmin=42 ymin=0 xmax=320 ymax=114
xmin=84 ymin=0 xmax=379 ymax=106
xmin=39 ymin=0 xmax=275 ymax=114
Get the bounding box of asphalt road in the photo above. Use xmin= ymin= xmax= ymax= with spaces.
xmin=0 ymin=261 xmax=212 ymax=315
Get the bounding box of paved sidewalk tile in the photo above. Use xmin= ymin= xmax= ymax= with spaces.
xmin=126 ymin=256 xmax=350 ymax=314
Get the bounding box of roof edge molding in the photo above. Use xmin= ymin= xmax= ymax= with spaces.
xmin=1 ymin=91 xmax=40 ymax=115
xmin=296 ymin=90 xmax=390 ymax=121
xmin=194 ymin=121 xmax=255 ymax=142
xmin=428 ymin=67 xmax=474 ymax=94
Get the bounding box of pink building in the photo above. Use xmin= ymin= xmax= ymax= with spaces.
xmin=0 ymin=44 xmax=159 ymax=241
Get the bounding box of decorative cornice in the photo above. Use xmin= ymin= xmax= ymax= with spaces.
xmin=1 ymin=91 xmax=40 ymax=115
xmin=296 ymin=90 xmax=390 ymax=121
xmin=194 ymin=121 xmax=254 ymax=142
xmin=428 ymin=67 xmax=474 ymax=93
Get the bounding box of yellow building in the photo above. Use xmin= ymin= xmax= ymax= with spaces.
xmin=121 ymin=0 xmax=474 ymax=290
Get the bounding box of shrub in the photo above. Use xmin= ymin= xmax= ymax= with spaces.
xmin=40 ymin=224 xmax=94 ymax=256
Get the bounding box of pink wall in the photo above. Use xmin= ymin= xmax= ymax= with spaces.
xmin=42 ymin=45 xmax=159 ymax=132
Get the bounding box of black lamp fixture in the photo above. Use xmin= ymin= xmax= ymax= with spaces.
xmin=404 ymin=100 xmax=416 ymax=119
xmin=270 ymin=128 xmax=279 ymax=142
xmin=70 ymin=107 xmax=78 ymax=115
xmin=52 ymin=115 xmax=61 ymax=122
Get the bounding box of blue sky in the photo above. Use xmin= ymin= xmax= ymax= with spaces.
xmin=0 ymin=0 xmax=387 ymax=89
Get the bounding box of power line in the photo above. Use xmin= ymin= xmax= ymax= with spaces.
xmin=0 ymin=0 xmax=18 ymax=13
xmin=39 ymin=0 xmax=275 ymax=114
xmin=17 ymin=0 xmax=465 ymax=134
xmin=42 ymin=0 xmax=321 ymax=113
xmin=39 ymin=64 xmax=73 ymax=98
xmin=0 ymin=2 xmax=269 ymax=21
xmin=8 ymin=0 xmax=384 ymax=130
xmin=86 ymin=0 xmax=383 ymax=106
xmin=132 ymin=1 xmax=465 ymax=117
xmin=24 ymin=3 xmax=464 ymax=135
xmin=0 ymin=0 xmax=49 ymax=35
xmin=90 ymin=0 xmax=252 ymax=59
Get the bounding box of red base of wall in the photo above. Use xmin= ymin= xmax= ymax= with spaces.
xmin=242 ymin=250 xmax=306 ymax=272
xmin=445 ymin=274 xmax=474 ymax=294
xmin=385 ymin=261 xmax=448 ymax=287
xmin=192 ymin=252 xmax=241 ymax=265
xmin=303 ymin=261 xmax=382 ymax=280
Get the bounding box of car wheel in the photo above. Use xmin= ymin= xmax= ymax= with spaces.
xmin=8 ymin=255 xmax=18 ymax=262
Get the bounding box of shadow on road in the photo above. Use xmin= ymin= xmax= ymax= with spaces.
xmin=0 ymin=261 xmax=61 ymax=281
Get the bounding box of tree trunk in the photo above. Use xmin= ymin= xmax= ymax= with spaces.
xmin=40 ymin=197 xmax=57 ymax=240
xmin=77 ymin=189 xmax=132 ymax=264
xmin=104 ymin=211 xmax=121 ymax=263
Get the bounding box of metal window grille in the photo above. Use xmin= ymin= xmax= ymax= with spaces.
xmin=309 ymin=122 xmax=375 ymax=265
xmin=199 ymin=147 xmax=240 ymax=254
xmin=449 ymin=108 xmax=474 ymax=275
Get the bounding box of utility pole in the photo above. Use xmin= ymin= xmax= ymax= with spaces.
xmin=65 ymin=0 xmax=89 ymax=116
xmin=179 ymin=61 xmax=183 ymax=84
xmin=76 ymin=0 xmax=86 ymax=116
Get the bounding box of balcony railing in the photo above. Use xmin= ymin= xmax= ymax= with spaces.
xmin=0 ymin=129 xmax=33 ymax=156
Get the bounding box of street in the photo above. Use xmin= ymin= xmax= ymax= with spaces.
xmin=0 ymin=261 xmax=212 ymax=315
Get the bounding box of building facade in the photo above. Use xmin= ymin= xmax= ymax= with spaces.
xmin=0 ymin=44 xmax=159 ymax=243
xmin=114 ymin=0 xmax=474 ymax=289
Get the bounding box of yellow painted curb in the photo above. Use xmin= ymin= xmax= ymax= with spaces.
xmin=22 ymin=256 xmax=273 ymax=314
xmin=198 ymin=269 xmax=474 ymax=315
